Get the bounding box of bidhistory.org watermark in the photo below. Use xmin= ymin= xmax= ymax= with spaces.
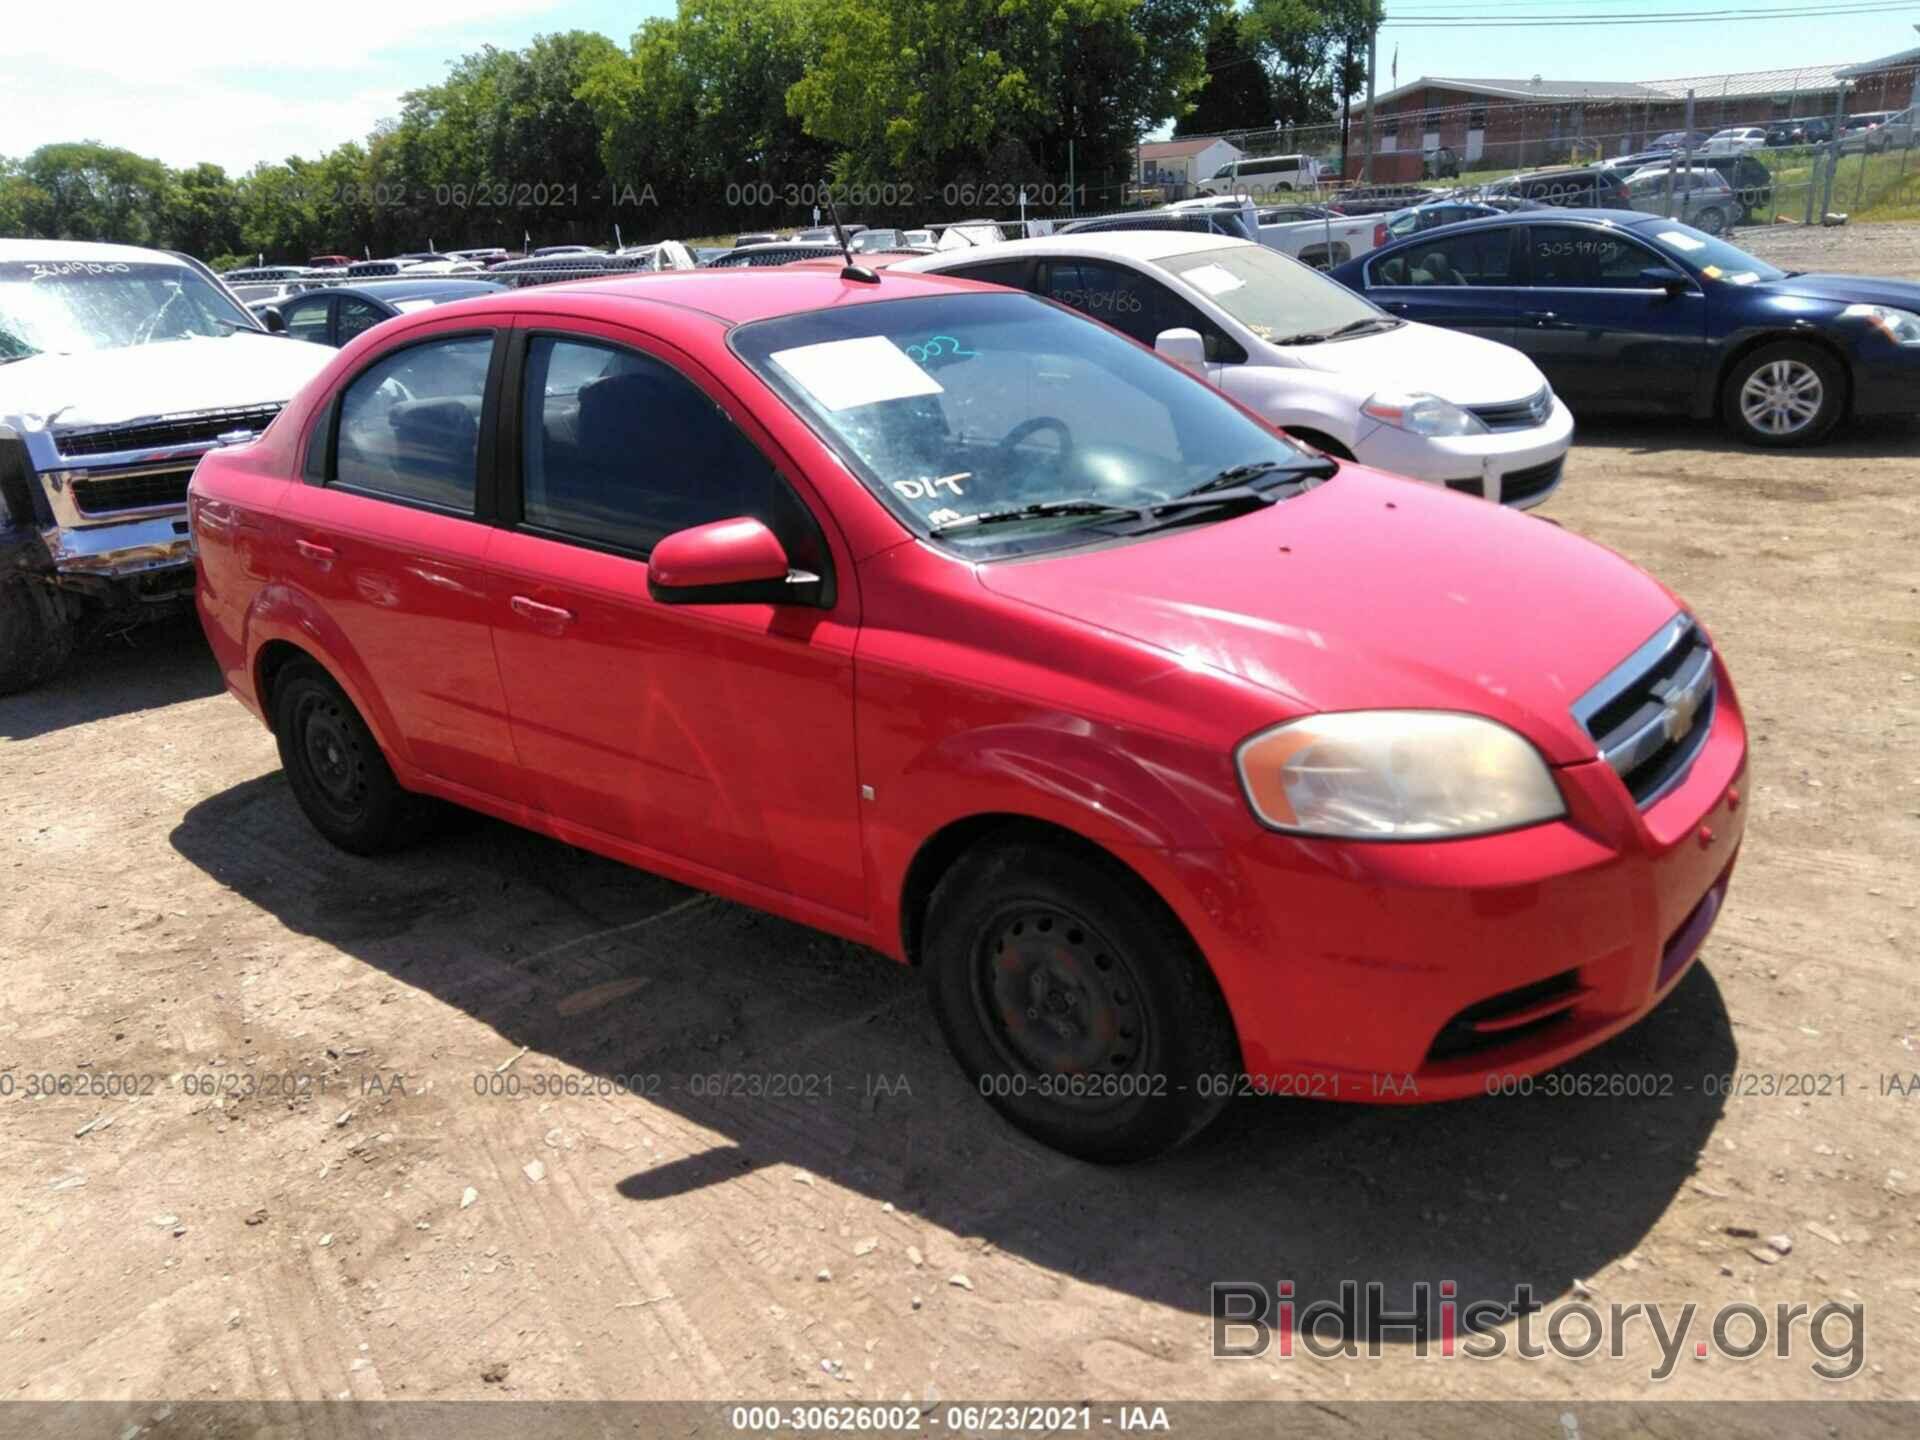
xmin=1212 ymin=1280 xmax=1865 ymax=1381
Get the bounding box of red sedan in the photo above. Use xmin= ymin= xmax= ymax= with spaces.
xmin=190 ymin=268 xmax=1746 ymax=1160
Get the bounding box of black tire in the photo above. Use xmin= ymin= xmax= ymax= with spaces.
xmin=1694 ymin=206 xmax=1727 ymax=236
xmin=923 ymin=837 xmax=1239 ymax=1162
xmin=270 ymin=658 xmax=416 ymax=855
xmin=0 ymin=555 xmax=76 ymax=696
xmin=1721 ymin=340 xmax=1845 ymax=447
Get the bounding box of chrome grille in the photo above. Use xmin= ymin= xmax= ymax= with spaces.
xmin=1572 ymin=614 xmax=1716 ymax=807
xmin=55 ymin=405 xmax=281 ymax=458
xmin=1468 ymin=386 xmax=1552 ymax=431
xmin=72 ymin=465 xmax=196 ymax=516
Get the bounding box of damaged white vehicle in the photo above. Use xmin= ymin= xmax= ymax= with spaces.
xmin=0 ymin=241 xmax=332 ymax=693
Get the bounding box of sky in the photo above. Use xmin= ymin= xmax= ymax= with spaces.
xmin=0 ymin=1 xmax=1914 ymax=176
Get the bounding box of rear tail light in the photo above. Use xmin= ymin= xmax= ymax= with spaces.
xmin=1373 ymin=223 xmax=1387 ymax=246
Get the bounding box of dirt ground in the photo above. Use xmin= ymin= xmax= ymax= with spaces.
xmin=3 ymin=223 xmax=1918 ymax=1415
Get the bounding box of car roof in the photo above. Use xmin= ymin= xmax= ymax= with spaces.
xmin=896 ymin=230 xmax=1246 ymax=269
xmin=300 ymin=279 xmax=506 ymax=303
xmin=437 ymin=267 xmax=999 ymax=328
xmin=1364 ymin=207 xmax=1670 ymax=250
xmin=0 ymin=238 xmax=186 ymax=266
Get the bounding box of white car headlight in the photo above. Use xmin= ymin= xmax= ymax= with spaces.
xmin=1360 ymin=390 xmax=1489 ymax=437
xmin=1236 ymin=711 xmax=1565 ymax=840
xmin=1842 ymin=303 xmax=1920 ymax=345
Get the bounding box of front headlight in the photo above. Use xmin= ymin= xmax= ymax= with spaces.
xmin=1236 ymin=711 xmax=1565 ymax=840
xmin=1842 ymin=303 xmax=1920 ymax=345
xmin=1360 ymin=390 xmax=1489 ymax=437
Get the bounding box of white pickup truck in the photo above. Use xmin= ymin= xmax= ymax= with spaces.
xmin=0 ymin=241 xmax=333 ymax=693
xmin=1167 ymin=197 xmax=1381 ymax=271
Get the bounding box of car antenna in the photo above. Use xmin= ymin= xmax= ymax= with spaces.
xmin=822 ymin=182 xmax=879 ymax=284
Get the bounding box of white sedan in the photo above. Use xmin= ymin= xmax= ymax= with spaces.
xmin=893 ymin=231 xmax=1573 ymax=507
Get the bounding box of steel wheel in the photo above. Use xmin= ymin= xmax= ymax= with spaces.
xmin=1738 ymin=358 xmax=1824 ymax=438
xmin=296 ymin=690 xmax=372 ymax=824
xmin=970 ymin=903 xmax=1148 ymax=1111
xmin=271 ymin=658 xmax=417 ymax=854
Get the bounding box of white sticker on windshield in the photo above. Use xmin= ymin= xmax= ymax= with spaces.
xmin=1183 ymin=263 xmax=1247 ymax=297
xmin=1658 ymin=231 xmax=1706 ymax=252
xmin=770 ymin=336 xmax=945 ymax=411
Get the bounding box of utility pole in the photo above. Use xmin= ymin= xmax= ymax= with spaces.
xmin=1361 ymin=10 xmax=1379 ymax=184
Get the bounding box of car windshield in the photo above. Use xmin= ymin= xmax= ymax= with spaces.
xmin=733 ymin=291 xmax=1319 ymax=558
xmin=1159 ymin=243 xmax=1388 ymax=343
xmin=1641 ymin=224 xmax=1785 ymax=285
xmin=0 ymin=259 xmax=256 ymax=361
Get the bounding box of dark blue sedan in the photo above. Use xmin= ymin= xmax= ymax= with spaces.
xmin=1330 ymin=210 xmax=1920 ymax=445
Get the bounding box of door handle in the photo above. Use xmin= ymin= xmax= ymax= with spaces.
xmin=1523 ymin=310 xmax=1558 ymax=324
xmin=294 ymin=538 xmax=335 ymax=563
xmin=510 ymin=595 xmax=576 ymax=626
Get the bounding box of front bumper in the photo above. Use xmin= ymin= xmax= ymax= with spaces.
xmin=1848 ymin=342 xmax=1920 ymax=419
xmin=1172 ymin=652 xmax=1747 ymax=1102
xmin=1351 ymin=395 xmax=1575 ymax=508
xmin=40 ymin=514 xmax=193 ymax=579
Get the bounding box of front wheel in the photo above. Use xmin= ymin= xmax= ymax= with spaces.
xmin=0 ymin=557 xmax=76 ymax=696
xmin=1722 ymin=341 xmax=1844 ymax=447
xmin=271 ymin=659 xmax=417 ymax=854
xmin=1693 ymin=205 xmax=1727 ymax=235
xmin=923 ymin=837 xmax=1239 ymax=1162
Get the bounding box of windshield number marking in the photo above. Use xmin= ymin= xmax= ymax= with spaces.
xmin=893 ymin=474 xmax=968 ymax=501
xmin=904 ymin=335 xmax=978 ymax=363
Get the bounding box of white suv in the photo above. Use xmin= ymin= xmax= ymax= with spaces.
xmin=894 ymin=232 xmax=1573 ymax=508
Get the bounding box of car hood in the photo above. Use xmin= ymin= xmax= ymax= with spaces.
xmin=1755 ymin=273 xmax=1920 ymax=310
xmin=0 ymin=332 xmax=333 ymax=430
xmin=975 ymin=467 xmax=1682 ymax=765
xmin=1276 ymin=319 xmax=1548 ymax=407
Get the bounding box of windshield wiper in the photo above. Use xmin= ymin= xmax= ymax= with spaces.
xmin=1182 ymin=458 xmax=1338 ymax=498
xmin=929 ymin=499 xmax=1148 ymax=534
xmin=1319 ymin=316 xmax=1401 ymax=340
xmin=1273 ymin=316 xmax=1399 ymax=346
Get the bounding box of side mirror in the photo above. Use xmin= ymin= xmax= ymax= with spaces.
xmin=647 ymin=516 xmax=812 ymax=605
xmin=1640 ymin=267 xmax=1691 ymax=297
xmin=1155 ymin=327 xmax=1207 ymax=370
xmin=260 ymin=306 xmax=287 ymax=334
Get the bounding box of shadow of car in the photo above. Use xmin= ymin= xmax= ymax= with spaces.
xmin=164 ymin=765 xmax=1734 ymax=1329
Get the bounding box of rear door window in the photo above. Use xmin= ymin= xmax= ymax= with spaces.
xmin=333 ymin=334 xmax=493 ymax=513
xmin=338 ymin=296 xmax=390 ymax=345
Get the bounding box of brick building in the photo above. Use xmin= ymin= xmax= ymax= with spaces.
xmin=1349 ymin=55 xmax=1915 ymax=172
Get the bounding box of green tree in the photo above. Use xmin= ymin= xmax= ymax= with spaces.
xmin=166 ymin=163 xmax=243 ymax=259
xmin=15 ymin=143 xmax=174 ymax=246
xmin=583 ymin=0 xmax=831 ymax=237
xmin=1176 ymin=6 xmax=1274 ymax=136
xmin=788 ymin=0 xmax=1213 ymax=210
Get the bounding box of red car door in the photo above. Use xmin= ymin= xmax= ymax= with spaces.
xmin=486 ymin=319 xmax=866 ymax=919
xmin=273 ymin=324 xmax=525 ymax=804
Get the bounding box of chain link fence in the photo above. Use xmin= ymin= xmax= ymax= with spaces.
xmin=1142 ymin=60 xmax=1917 ymax=240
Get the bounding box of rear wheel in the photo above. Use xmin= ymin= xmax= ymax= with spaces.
xmin=0 ymin=547 xmax=76 ymax=696
xmin=924 ymin=837 xmax=1239 ymax=1162
xmin=1722 ymin=341 xmax=1844 ymax=447
xmin=271 ymin=659 xmax=416 ymax=854
xmin=1693 ymin=205 xmax=1727 ymax=236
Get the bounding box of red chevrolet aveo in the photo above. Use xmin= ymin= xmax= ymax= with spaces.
xmin=191 ymin=268 xmax=1746 ymax=1160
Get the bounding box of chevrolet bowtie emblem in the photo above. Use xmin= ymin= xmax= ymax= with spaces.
xmin=1661 ymin=685 xmax=1701 ymax=744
